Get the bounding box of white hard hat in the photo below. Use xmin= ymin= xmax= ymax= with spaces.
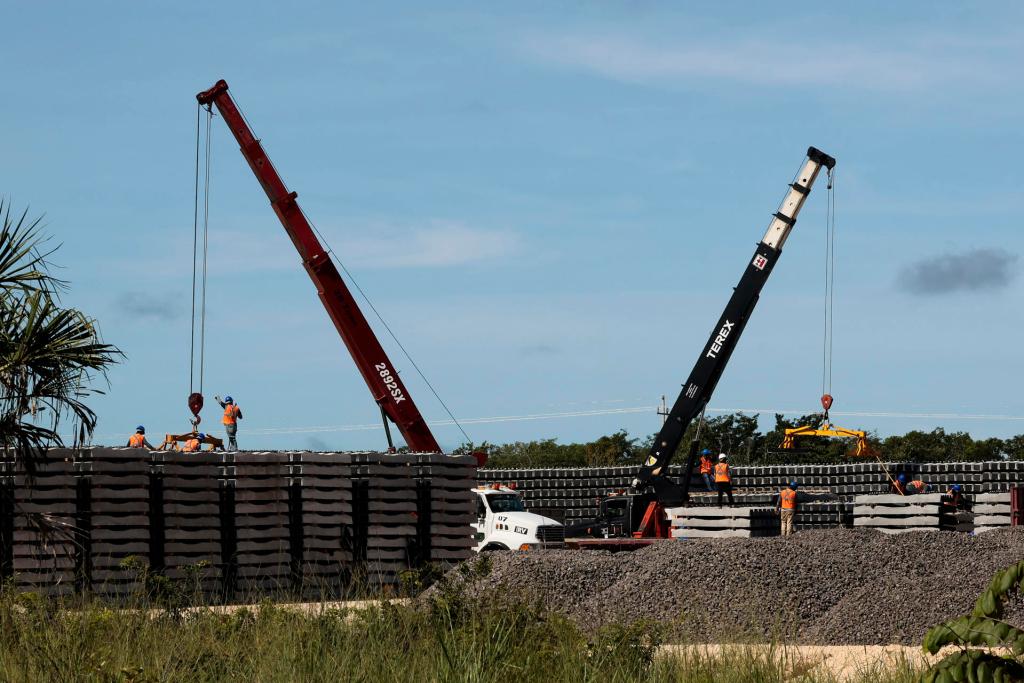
xmin=718 ymin=453 xmax=727 ymax=460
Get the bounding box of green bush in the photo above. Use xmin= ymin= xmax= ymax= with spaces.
xmin=918 ymin=560 xmax=1024 ymax=683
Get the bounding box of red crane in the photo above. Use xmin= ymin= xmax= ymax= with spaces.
xmin=196 ymin=79 xmax=442 ymax=453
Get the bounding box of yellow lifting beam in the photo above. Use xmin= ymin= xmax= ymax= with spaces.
xmin=781 ymin=422 xmax=871 ymax=457
xmin=159 ymin=431 xmax=224 ymax=452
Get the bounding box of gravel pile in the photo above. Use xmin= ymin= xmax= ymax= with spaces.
xmin=438 ymin=528 xmax=1024 ymax=645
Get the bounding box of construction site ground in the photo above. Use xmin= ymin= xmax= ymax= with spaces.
xmin=435 ymin=527 xmax=1024 ymax=646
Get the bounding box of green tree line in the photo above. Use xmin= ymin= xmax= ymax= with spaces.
xmin=456 ymin=412 xmax=1024 ymax=469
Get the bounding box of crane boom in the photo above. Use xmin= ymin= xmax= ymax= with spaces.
xmin=633 ymin=146 xmax=835 ymax=499
xmin=196 ymin=79 xmax=442 ymax=453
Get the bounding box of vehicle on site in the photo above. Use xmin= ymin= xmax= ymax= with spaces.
xmin=567 ymin=146 xmax=836 ymax=542
xmin=472 ymin=484 xmax=565 ymax=551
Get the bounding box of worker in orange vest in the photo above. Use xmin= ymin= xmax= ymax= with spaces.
xmin=216 ymin=395 xmax=242 ymax=451
xmin=907 ymin=478 xmax=929 ymax=494
xmin=699 ymin=449 xmax=715 ymax=492
xmin=944 ymin=484 xmax=965 ymax=510
xmin=777 ymin=481 xmax=799 ymax=536
xmin=891 ymin=473 xmax=907 ymax=495
xmin=182 ymin=432 xmax=205 ymax=453
xmin=714 ymin=453 xmax=734 ymax=508
xmin=126 ymin=425 xmax=155 ymax=449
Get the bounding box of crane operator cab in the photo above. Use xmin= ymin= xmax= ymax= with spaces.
xmin=472 ymin=484 xmax=564 ymax=551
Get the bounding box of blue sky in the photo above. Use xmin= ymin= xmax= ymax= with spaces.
xmin=3 ymin=3 xmax=1023 ymax=451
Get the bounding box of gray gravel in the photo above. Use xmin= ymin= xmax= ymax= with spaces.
xmin=436 ymin=528 xmax=1024 ymax=645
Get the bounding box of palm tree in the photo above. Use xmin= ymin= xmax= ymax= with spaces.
xmin=0 ymin=200 xmax=122 ymax=470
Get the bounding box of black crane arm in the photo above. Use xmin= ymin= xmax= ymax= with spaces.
xmin=632 ymin=146 xmax=836 ymax=499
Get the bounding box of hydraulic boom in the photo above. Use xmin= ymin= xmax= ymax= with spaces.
xmin=196 ymin=79 xmax=442 ymax=453
xmin=634 ymin=146 xmax=836 ymax=504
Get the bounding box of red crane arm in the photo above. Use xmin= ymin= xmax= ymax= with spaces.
xmin=196 ymin=79 xmax=442 ymax=453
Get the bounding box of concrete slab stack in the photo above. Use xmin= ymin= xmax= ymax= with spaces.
xmin=480 ymin=460 xmax=1024 ymax=528
xmin=973 ymin=492 xmax=1012 ymax=533
xmin=852 ymin=493 xmax=956 ymax=533
xmin=416 ymin=454 xmax=477 ymax=564
xmin=87 ymin=448 xmax=153 ymax=598
xmin=10 ymin=455 xmax=79 ymax=596
xmin=160 ymin=452 xmax=227 ymax=597
xmin=356 ymin=453 xmax=418 ymax=588
xmin=231 ymin=452 xmax=291 ymax=597
xmin=666 ymin=506 xmax=779 ymax=538
xmin=290 ymin=452 xmax=354 ymax=600
xmin=2 ymin=449 xmax=478 ymax=601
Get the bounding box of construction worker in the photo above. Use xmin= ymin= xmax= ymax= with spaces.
xmin=777 ymin=481 xmax=799 ymax=536
xmin=907 ymin=478 xmax=929 ymax=494
xmin=182 ymin=432 xmax=205 ymax=453
xmin=126 ymin=425 xmax=155 ymax=449
xmin=944 ymin=484 xmax=965 ymax=510
xmin=891 ymin=473 xmax=908 ymax=495
xmin=216 ymin=395 xmax=242 ymax=451
xmin=714 ymin=453 xmax=734 ymax=508
xmin=699 ymin=449 xmax=714 ymax=492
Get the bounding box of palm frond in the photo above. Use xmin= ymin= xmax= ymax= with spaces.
xmin=0 ymin=201 xmax=121 ymax=471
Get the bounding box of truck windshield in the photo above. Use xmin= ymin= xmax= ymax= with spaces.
xmin=487 ymin=494 xmax=525 ymax=513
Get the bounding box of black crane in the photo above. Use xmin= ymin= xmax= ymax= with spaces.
xmin=566 ymin=146 xmax=836 ymax=542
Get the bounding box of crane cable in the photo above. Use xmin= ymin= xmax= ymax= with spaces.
xmin=821 ymin=167 xmax=836 ymax=400
xmin=189 ymin=104 xmax=213 ymax=398
xmin=214 ymin=91 xmax=473 ymax=447
xmin=817 ymin=170 xmax=897 ymax=489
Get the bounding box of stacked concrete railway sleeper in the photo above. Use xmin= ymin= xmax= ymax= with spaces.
xmin=231 ymin=452 xmax=291 ymax=597
xmin=480 ymin=460 xmax=1023 ymax=526
xmin=2 ymin=448 xmax=478 ymax=602
xmin=435 ymin=527 xmax=1024 ymax=646
xmin=8 ymin=455 xmax=79 ymax=597
xmin=85 ymin=448 xmax=153 ymax=598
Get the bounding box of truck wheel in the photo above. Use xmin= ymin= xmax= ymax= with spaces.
xmin=481 ymin=542 xmax=509 ymax=552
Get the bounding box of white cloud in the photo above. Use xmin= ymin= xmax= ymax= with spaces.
xmin=339 ymin=222 xmax=520 ymax=268
xmin=137 ymin=222 xmax=521 ymax=277
xmin=522 ymin=31 xmax=1009 ymax=91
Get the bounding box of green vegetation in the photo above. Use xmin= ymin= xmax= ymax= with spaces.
xmin=458 ymin=412 xmax=1024 ymax=468
xmin=919 ymin=560 xmax=1024 ymax=683
xmin=0 ymin=562 xmax=919 ymax=682
xmin=0 ymin=201 xmax=121 ymax=470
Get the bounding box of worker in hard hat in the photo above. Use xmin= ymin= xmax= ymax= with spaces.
xmin=943 ymin=484 xmax=965 ymax=510
xmin=126 ymin=425 xmax=156 ymax=449
xmin=216 ymin=394 xmax=242 ymax=451
xmin=182 ymin=433 xmax=205 ymax=453
xmin=777 ymin=481 xmax=799 ymax=536
xmin=907 ymin=478 xmax=929 ymax=494
xmin=714 ymin=453 xmax=734 ymax=508
xmin=699 ymin=449 xmax=715 ymax=492
xmin=891 ymin=473 xmax=908 ymax=495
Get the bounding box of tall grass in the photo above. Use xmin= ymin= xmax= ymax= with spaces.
xmin=0 ymin=562 xmax=920 ymax=682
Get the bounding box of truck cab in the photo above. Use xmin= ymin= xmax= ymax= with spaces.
xmin=472 ymin=484 xmax=564 ymax=551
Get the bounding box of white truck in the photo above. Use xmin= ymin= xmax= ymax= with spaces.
xmin=472 ymin=484 xmax=565 ymax=551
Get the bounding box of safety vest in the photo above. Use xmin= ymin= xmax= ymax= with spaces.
xmin=714 ymin=462 xmax=731 ymax=483
xmin=128 ymin=433 xmax=145 ymax=448
xmin=699 ymin=457 xmax=712 ymax=475
xmin=909 ymin=480 xmax=926 ymax=493
xmin=223 ymin=404 xmax=241 ymax=425
xmin=780 ymin=488 xmax=797 ymax=510
xmin=183 ymin=438 xmax=201 ymax=453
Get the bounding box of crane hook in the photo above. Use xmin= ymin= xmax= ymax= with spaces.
xmin=188 ymin=392 xmax=204 ymax=428
xmin=820 ymin=393 xmax=833 ymax=423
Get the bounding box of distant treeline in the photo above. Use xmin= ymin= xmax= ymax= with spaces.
xmin=455 ymin=412 xmax=1024 ymax=469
